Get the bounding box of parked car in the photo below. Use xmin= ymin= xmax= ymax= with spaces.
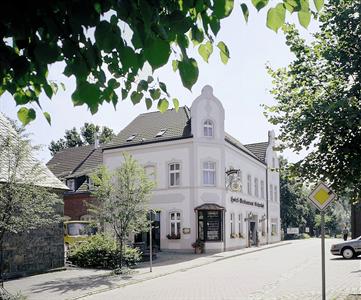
xmin=330 ymin=236 xmax=361 ymax=259
xmin=64 ymin=221 xmax=97 ymax=252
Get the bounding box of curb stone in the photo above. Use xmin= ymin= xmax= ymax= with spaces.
xmin=73 ymin=242 xmax=292 ymax=300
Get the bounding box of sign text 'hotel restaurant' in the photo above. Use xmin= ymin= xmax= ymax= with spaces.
xmin=230 ymin=196 xmax=264 ymax=208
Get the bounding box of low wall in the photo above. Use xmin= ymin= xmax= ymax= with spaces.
xmin=2 ymin=223 xmax=64 ymax=279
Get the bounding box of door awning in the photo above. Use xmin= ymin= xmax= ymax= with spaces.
xmin=194 ymin=203 xmax=225 ymax=211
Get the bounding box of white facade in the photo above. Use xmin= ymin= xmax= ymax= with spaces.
xmin=103 ymin=86 xmax=281 ymax=252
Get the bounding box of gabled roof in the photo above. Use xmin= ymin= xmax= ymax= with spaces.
xmin=103 ymin=106 xmax=192 ymax=149
xmin=225 ymin=133 xmax=265 ymax=164
xmin=46 ymin=144 xmax=102 ymax=179
xmin=0 ymin=113 xmax=68 ymax=190
xmin=244 ymin=142 xmax=269 ymax=163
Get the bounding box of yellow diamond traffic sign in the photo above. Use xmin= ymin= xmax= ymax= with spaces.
xmin=308 ymin=182 xmax=337 ymax=211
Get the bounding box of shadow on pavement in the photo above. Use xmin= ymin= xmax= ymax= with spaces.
xmin=30 ymin=273 xmax=129 ymax=295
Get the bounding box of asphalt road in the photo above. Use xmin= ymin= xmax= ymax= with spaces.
xmin=84 ymin=238 xmax=361 ymax=300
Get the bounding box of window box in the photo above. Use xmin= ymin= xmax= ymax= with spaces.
xmin=230 ymin=233 xmax=238 ymax=239
xmin=167 ymin=233 xmax=181 ymax=240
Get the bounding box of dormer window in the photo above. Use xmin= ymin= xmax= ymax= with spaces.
xmin=126 ymin=134 xmax=136 ymax=142
xmin=203 ymin=120 xmax=214 ymax=137
xmin=155 ymin=129 xmax=167 ymax=137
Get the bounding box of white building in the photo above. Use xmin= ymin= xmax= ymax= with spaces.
xmin=103 ymin=85 xmax=281 ymax=252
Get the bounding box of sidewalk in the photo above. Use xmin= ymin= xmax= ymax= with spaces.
xmin=5 ymin=241 xmax=291 ymax=300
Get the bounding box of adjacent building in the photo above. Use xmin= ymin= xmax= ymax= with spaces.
xmin=102 ymin=86 xmax=281 ymax=252
xmin=0 ymin=113 xmax=67 ymax=278
xmin=47 ymin=144 xmax=102 ymax=221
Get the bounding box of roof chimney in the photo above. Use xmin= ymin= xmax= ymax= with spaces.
xmin=94 ymin=132 xmax=99 ymax=149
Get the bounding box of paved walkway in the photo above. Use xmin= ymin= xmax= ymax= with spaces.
xmin=5 ymin=241 xmax=289 ymax=300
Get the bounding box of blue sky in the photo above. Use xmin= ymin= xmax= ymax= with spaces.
xmin=0 ymin=4 xmax=318 ymax=163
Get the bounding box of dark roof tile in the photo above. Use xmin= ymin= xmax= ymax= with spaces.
xmin=244 ymin=142 xmax=269 ymax=163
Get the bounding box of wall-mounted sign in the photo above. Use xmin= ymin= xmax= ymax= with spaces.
xmin=230 ymin=196 xmax=264 ymax=208
xmin=287 ymin=227 xmax=299 ymax=234
xmin=182 ymin=228 xmax=191 ymax=234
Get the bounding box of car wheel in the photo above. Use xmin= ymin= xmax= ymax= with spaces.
xmin=342 ymin=247 xmax=354 ymax=259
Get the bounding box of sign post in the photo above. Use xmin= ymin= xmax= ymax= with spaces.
xmin=149 ymin=210 xmax=153 ymax=273
xmin=308 ymin=182 xmax=337 ymax=300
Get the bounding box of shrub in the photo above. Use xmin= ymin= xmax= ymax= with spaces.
xmin=68 ymin=234 xmax=141 ymax=269
xmin=299 ymin=233 xmax=311 ymax=239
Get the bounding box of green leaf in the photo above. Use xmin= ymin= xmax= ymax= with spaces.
xmin=108 ymin=79 xmax=120 ymax=89
xmin=144 ymin=38 xmax=171 ymax=70
xmin=266 ymin=4 xmax=286 ymax=33
xmin=217 ymin=42 xmax=230 ymax=64
xmin=145 ymin=97 xmax=152 ymax=110
xmin=313 ymin=0 xmax=323 ymax=12
xmin=43 ymin=83 xmax=53 ymax=99
xmin=147 ymin=76 xmax=154 ymax=83
xmin=95 ymin=21 xmax=118 ymax=53
xmin=214 ymin=0 xmax=234 ymax=19
xmin=17 ymin=107 xmax=36 ymax=125
xmin=130 ymin=91 xmax=143 ymax=104
xmin=72 ymin=81 xmax=101 ymax=114
xmin=94 ymin=3 xmax=102 ymax=14
xmin=34 ymin=43 xmax=59 ymax=64
xmin=173 ymin=98 xmax=180 ymax=111
xmin=159 ymin=82 xmax=168 ymax=96
xmin=240 ymin=3 xmax=249 ymax=23
xmin=298 ymin=10 xmax=311 ymax=28
xmin=251 ymin=0 xmax=269 ymax=11
xmin=157 ymin=98 xmax=169 ymax=112
xmin=178 ymin=58 xmax=199 ymax=90
xmin=209 ymin=16 xmax=221 ymax=36
xmin=43 ymin=112 xmax=51 ymax=125
xmin=172 ymin=60 xmax=179 ymax=72
xmin=121 ymin=88 xmax=128 ymax=100
xmin=150 ymin=88 xmax=161 ymax=100
xmin=284 ymin=0 xmax=299 ymax=13
xmin=190 ymin=26 xmax=204 ymax=46
xmin=198 ymin=41 xmax=213 ymax=63
xmin=137 ymin=80 xmax=148 ymax=92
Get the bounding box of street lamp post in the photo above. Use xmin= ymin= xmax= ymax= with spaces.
xmin=149 ymin=210 xmax=153 ymax=273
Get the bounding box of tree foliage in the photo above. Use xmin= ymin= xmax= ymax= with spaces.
xmin=0 ymin=121 xmax=62 ymax=284
xmin=0 ymin=0 xmax=321 ymax=124
xmin=264 ymin=0 xmax=361 ymax=200
xmin=280 ymin=157 xmax=350 ymax=236
xmin=49 ymin=122 xmax=115 ymax=155
xmin=89 ymin=153 xmax=154 ymax=269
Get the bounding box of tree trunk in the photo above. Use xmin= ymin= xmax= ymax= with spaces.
xmin=0 ymin=239 xmax=4 ymax=288
xmin=119 ymin=238 xmax=123 ymax=270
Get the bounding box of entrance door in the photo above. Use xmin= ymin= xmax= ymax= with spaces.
xmin=134 ymin=211 xmax=161 ymax=251
xmin=249 ymin=221 xmax=256 ymax=247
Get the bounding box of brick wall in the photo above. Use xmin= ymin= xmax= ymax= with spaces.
xmin=64 ymin=192 xmax=96 ymax=220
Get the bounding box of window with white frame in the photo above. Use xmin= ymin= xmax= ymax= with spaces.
xmin=170 ymin=212 xmax=181 ymax=236
xmin=254 ymin=178 xmax=259 ymax=198
xmin=203 ymin=161 xmax=216 ymax=186
xmin=260 ymin=180 xmax=265 ymax=199
xmin=144 ymin=165 xmax=156 ymax=183
xmin=247 ymin=175 xmax=252 ymax=195
xmin=66 ymin=179 xmax=75 ymax=191
xmin=270 ymin=184 xmax=274 ymax=201
xmin=238 ymin=214 xmax=243 ymax=237
xmin=274 ymin=185 xmax=278 ymax=202
xmin=271 ymin=218 xmax=278 ymax=235
xmin=203 ymin=120 xmax=214 ymax=137
xmin=230 ymin=213 xmax=235 ymax=235
xmin=169 ymin=163 xmax=181 ymax=187
xmin=87 ymin=177 xmax=94 ymax=190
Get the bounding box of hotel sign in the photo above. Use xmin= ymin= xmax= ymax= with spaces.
xmin=230 ymin=196 xmax=264 ymax=208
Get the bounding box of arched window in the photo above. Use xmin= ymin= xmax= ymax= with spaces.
xmin=203 ymin=120 xmax=214 ymax=137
